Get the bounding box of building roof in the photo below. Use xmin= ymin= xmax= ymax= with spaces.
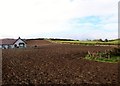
xmin=0 ymin=37 xmax=26 ymax=45
xmin=0 ymin=39 xmax=17 ymax=45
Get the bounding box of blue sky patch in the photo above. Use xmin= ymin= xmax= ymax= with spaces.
xmin=75 ymin=16 xmax=102 ymax=25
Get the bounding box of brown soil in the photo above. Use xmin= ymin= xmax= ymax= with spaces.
xmin=2 ymin=41 xmax=119 ymax=85
xmin=26 ymin=40 xmax=52 ymax=47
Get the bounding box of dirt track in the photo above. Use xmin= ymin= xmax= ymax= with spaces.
xmin=2 ymin=41 xmax=119 ymax=85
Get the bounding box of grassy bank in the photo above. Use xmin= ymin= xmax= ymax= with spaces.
xmin=50 ymin=39 xmax=120 ymax=45
xmin=84 ymin=48 xmax=120 ymax=63
xmin=85 ymin=55 xmax=120 ymax=63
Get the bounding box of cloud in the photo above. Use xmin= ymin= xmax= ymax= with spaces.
xmin=0 ymin=0 xmax=118 ymax=39
xmin=71 ymin=16 xmax=102 ymax=25
xmin=68 ymin=10 xmax=118 ymax=39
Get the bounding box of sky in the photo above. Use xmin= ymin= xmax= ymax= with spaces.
xmin=0 ymin=0 xmax=119 ymax=40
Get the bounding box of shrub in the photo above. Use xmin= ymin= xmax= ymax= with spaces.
xmin=85 ymin=49 xmax=120 ymax=63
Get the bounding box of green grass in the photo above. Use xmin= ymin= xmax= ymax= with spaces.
xmin=85 ymin=55 xmax=120 ymax=63
xmin=51 ymin=40 xmax=120 ymax=45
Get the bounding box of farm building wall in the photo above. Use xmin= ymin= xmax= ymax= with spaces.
xmin=14 ymin=39 xmax=26 ymax=48
xmin=1 ymin=45 xmax=14 ymax=49
xmin=0 ymin=37 xmax=26 ymax=49
xmin=0 ymin=45 xmax=2 ymax=49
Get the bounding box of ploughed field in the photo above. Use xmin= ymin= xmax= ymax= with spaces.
xmin=2 ymin=41 xmax=118 ymax=85
xmin=26 ymin=40 xmax=53 ymax=47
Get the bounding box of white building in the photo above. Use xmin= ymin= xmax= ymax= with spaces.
xmin=0 ymin=37 xmax=26 ymax=49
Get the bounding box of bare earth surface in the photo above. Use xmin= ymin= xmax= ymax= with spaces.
xmin=2 ymin=40 xmax=119 ymax=85
xmin=26 ymin=40 xmax=52 ymax=47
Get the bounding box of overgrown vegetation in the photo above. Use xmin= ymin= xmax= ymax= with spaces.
xmin=85 ymin=48 xmax=120 ymax=63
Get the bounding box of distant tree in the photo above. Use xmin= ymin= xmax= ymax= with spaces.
xmin=86 ymin=39 xmax=91 ymax=41
xmin=99 ymin=39 xmax=103 ymax=42
xmin=104 ymin=39 xmax=109 ymax=42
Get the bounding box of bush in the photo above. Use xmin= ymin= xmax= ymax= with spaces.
xmin=85 ymin=49 xmax=120 ymax=63
xmin=104 ymin=39 xmax=109 ymax=42
xmin=110 ymin=48 xmax=120 ymax=56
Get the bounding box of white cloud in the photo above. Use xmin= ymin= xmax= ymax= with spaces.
xmin=0 ymin=0 xmax=118 ymax=39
